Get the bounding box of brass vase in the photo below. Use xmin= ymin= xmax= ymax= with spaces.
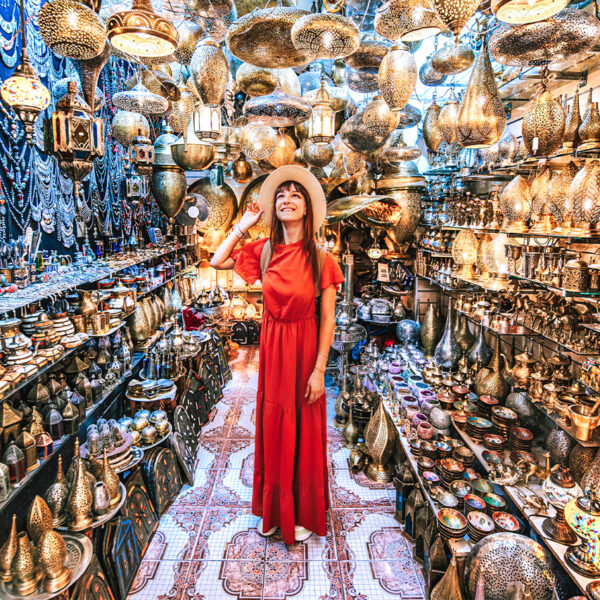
xmin=423 ymin=98 xmax=443 ymax=153
xmin=126 ymin=305 xmax=150 ymax=343
xmin=562 ymin=86 xmax=582 ymax=150
xmin=457 ymin=43 xmax=506 ymax=149
xmin=343 ymin=401 xmax=360 ymax=449
xmin=10 ymin=532 xmax=42 ymax=596
xmin=37 ymin=529 xmax=71 ymax=593
xmin=420 ymin=302 xmax=442 ymax=358
xmin=0 ymin=514 xmax=17 ymax=582
xmin=101 ymin=448 xmax=121 ymax=510
xmin=151 ymin=166 xmax=187 ymax=220
xmin=474 ymin=339 xmax=510 ymax=401
xmin=455 ymin=314 xmax=475 ymax=353
xmin=364 ymin=400 xmax=397 ymax=483
xmin=467 ymin=324 xmax=493 ymax=367
xmin=67 ymin=440 xmax=93 ymax=530
xmin=433 ymin=299 xmax=462 ymax=371
xmin=522 ymin=90 xmax=565 ymax=157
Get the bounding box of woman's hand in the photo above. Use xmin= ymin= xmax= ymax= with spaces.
xmin=305 ymin=369 xmax=325 ymax=405
xmin=238 ymin=201 xmax=264 ymax=233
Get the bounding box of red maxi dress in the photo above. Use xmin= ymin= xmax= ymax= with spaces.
xmin=232 ymin=238 xmax=344 ymax=544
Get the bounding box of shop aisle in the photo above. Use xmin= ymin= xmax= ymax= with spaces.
xmin=127 ymin=347 xmax=425 ymax=600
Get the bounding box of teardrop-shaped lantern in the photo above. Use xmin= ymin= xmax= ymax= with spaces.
xmin=497 ymin=130 xmax=519 ymax=165
xmin=378 ymin=44 xmax=417 ymax=112
xmin=438 ymin=88 xmax=459 ymax=144
xmin=562 ymin=86 xmax=581 ymax=150
xmin=530 ymin=166 xmax=554 ymax=219
xmin=302 ymin=140 xmax=334 ymax=167
xmin=168 ymin=89 xmax=194 ymax=136
xmin=174 ymin=20 xmax=206 ymax=65
xmin=570 ymin=159 xmax=600 ymax=235
xmin=232 ymin=153 xmax=253 ymax=183
xmin=190 ymin=36 xmax=229 ymax=106
xmin=363 ymin=96 xmax=400 ymax=137
xmin=578 ymin=89 xmax=600 ymax=151
xmin=431 ymin=0 xmax=480 ymax=43
xmin=500 ymin=175 xmax=531 ymax=232
xmin=423 ymin=99 xmax=443 ymax=153
xmin=522 ymin=90 xmax=565 ymax=157
xmin=431 ymin=43 xmax=474 ymax=75
xmin=547 ymin=160 xmax=579 ymax=233
xmin=457 ymin=43 xmax=506 ymax=149
xmin=151 ymin=166 xmax=187 ymax=220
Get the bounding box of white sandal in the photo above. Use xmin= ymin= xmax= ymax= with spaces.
xmin=294 ymin=525 xmax=312 ymax=542
xmin=257 ymin=518 xmax=277 ymax=537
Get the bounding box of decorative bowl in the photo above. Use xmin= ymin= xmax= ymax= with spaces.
xmin=437 ymin=507 xmax=468 ymax=538
xmin=510 ymin=427 xmax=533 ymax=441
xmin=436 ymin=489 xmax=459 ymax=508
xmin=417 ymin=455 xmax=435 ymax=472
xmin=463 ymin=468 xmax=480 ymax=481
xmin=422 ymin=470 xmax=441 ymax=486
xmin=483 ymin=450 xmax=504 ymax=466
xmin=472 ymin=478 xmax=494 ymax=494
xmin=509 ymin=450 xmax=537 ymax=465
xmin=467 ymin=510 xmax=495 ymax=533
xmin=450 ymin=479 xmax=472 ymax=499
xmin=492 ymin=511 xmax=521 ymax=532
xmin=464 ymin=494 xmax=487 ymax=512
xmin=483 ymin=492 xmax=507 ymax=513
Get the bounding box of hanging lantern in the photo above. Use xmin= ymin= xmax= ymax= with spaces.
xmin=171 ymin=120 xmax=215 ymax=170
xmin=483 ymin=233 xmax=510 ymax=290
xmin=374 ymin=0 xmax=446 ymax=42
xmin=457 ymin=43 xmax=506 ymax=149
xmin=340 ymin=113 xmax=390 ymax=153
xmin=244 ymin=88 xmax=312 ymax=127
xmin=378 ymin=44 xmax=417 ymax=112
xmin=106 ymin=0 xmax=179 ymax=58
xmin=419 ymin=60 xmax=447 ymax=87
xmin=492 ymin=0 xmax=569 ymax=24
xmin=423 ymin=98 xmax=443 ymax=153
xmin=500 ymin=175 xmax=531 ymax=232
xmin=236 ymin=63 xmax=278 ymax=97
xmin=383 ymin=131 xmax=421 ymax=162
xmin=130 ymin=132 xmax=154 ymax=175
xmin=168 ymin=89 xmax=194 ymax=136
xmin=240 ymin=122 xmax=277 ymax=160
xmin=0 ymin=51 xmax=50 ymax=145
xmin=431 ymin=0 xmax=479 ymax=44
xmin=308 ymin=80 xmax=335 ymax=145
xmin=362 ymin=96 xmax=399 ymax=137
xmin=547 ymin=160 xmax=579 ymax=233
xmin=232 ymin=154 xmax=253 ymax=183
xmin=303 ymin=84 xmax=349 ymax=113
xmin=438 ymin=88 xmax=460 ymax=144
xmin=267 ymin=133 xmax=297 ymax=168
xmin=185 ymin=0 xmax=233 ymax=19
xmin=497 ymin=130 xmax=519 ymax=165
xmin=44 ymin=81 xmax=104 ymax=198
xmin=570 ymin=159 xmax=600 ymax=236
xmin=223 ymin=126 xmax=241 ymax=161
xmin=151 ymin=165 xmax=187 ymax=221
xmin=113 ymin=82 xmax=169 ymax=115
xmin=153 ymin=121 xmax=179 ymax=166
xmin=124 ymin=164 xmax=149 ymax=201
xmin=522 ymin=90 xmax=565 ymax=157
xmin=290 ymin=13 xmax=360 ymax=60
xmin=111 ymin=110 xmax=150 ymax=147
xmin=193 ymin=104 xmax=222 ymax=140
xmin=302 ymin=140 xmax=334 ymax=168
xmin=174 ymin=20 xmax=206 ymax=65
xmin=190 ymin=36 xmax=229 ymax=106
xmin=452 ymin=230 xmax=478 ymax=279
xmin=39 ymin=0 xmax=106 ymax=60
xmin=431 ymin=43 xmax=474 ymax=75
xmin=562 ymin=86 xmax=581 ymax=151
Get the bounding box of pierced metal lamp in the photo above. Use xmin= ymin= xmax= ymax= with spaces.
xmin=452 ymin=229 xmax=478 ymax=280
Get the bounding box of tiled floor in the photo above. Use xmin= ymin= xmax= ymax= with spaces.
xmin=128 ymin=347 xmax=425 ymax=600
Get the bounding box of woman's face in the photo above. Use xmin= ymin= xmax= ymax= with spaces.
xmin=275 ymin=185 xmax=307 ymax=224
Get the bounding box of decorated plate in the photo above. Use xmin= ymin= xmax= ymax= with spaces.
xmin=417 ymin=456 xmax=435 ymax=470
xmin=454 ymin=401 xmax=478 ymax=412
xmin=437 ymin=508 xmax=467 ymax=530
xmin=510 ymin=427 xmax=533 ymax=441
xmin=467 ymin=416 xmax=493 ymax=429
xmin=464 ymin=494 xmax=487 ymax=511
xmin=492 ymin=511 xmax=521 ymax=532
xmin=478 ymin=395 xmax=499 ymax=406
xmin=467 ymin=510 xmax=495 ymax=533
xmin=483 ymin=492 xmax=507 ymax=509
xmin=472 ymin=478 xmax=494 ymax=494
xmin=483 ymin=450 xmax=504 ymax=465
xmin=483 ymin=433 xmax=506 ymax=446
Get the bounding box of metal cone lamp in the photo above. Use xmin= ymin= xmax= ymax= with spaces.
xmin=308 ymin=79 xmax=335 ymax=145
xmin=107 ymin=0 xmax=179 ymax=58
xmin=457 ymin=43 xmax=506 ymax=149
xmin=374 ymin=0 xmax=446 ymax=42
xmin=432 ymin=0 xmax=479 ymax=43
xmin=1 ymin=0 xmax=50 ymax=144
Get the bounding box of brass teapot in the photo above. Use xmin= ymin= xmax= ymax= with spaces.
xmin=75 ymin=290 xmax=100 ymax=317
xmin=504 ymin=350 xmax=535 ymax=390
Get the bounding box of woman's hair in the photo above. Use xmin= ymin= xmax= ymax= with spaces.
xmin=270 ymin=180 xmax=318 ymax=278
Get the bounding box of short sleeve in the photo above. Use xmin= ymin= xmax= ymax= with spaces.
xmin=320 ymin=253 xmax=345 ymax=290
xmin=231 ymin=238 xmax=268 ymax=285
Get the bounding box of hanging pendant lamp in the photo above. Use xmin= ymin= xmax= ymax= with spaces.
xmin=374 ymin=0 xmax=446 ymax=42
xmin=431 ymin=43 xmax=474 ymax=75
xmin=431 ymin=0 xmax=479 ymax=43
xmin=363 ymin=96 xmax=399 ymax=137
xmin=522 ymin=90 xmax=565 ymax=157
xmin=492 ymin=0 xmax=569 ymax=24
xmin=423 ymin=98 xmax=443 ymax=153
xmin=457 ymin=43 xmax=506 ymax=149
xmin=112 ymin=81 xmax=169 ymax=115
xmin=419 ymin=60 xmax=447 ymax=87
xmin=530 ymin=166 xmax=554 ymax=219
xmin=307 ymin=80 xmax=335 ymax=145
xmin=290 ymin=13 xmax=360 ymax=60
xmin=106 ymin=0 xmax=179 ymax=58
xmin=378 ymin=44 xmax=417 ymax=112
xmin=240 ymin=122 xmax=278 ymax=160
xmin=190 ymin=36 xmax=229 ymax=106
xmin=174 ymin=20 xmax=206 ymax=65
xmin=438 ymin=88 xmax=460 ymax=144
xmin=1 ymin=0 xmax=50 ymax=144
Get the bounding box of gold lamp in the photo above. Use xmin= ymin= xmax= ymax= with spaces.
xmin=500 ymin=175 xmax=531 ymax=233
xmin=452 ymin=229 xmax=478 ymax=279
xmin=432 ymin=0 xmax=479 ymax=43
xmin=308 ymin=79 xmax=335 ymax=145
xmin=362 ymin=96 xmax=399 ymax=137
xmin=378 ymin=44 xmax=417 ymax=112
xmin=0 ymin=0 xmax=50 ymax=145
xmin=522 ymin=90 xmax=565 ymax=157
xmin=438 ymin=87 xmax=460 ymax=144
xmin=423 ymin=97 xmax=443 ymax=153
xmin=548 ymin=160 xmax=580 ymax=234
xmin=477 ymin=234 xmax=493 ymax=282
xmin=492 ymin=0 xmax=569 ymax=24
xmin=570 ymin=159 xmax=600 ymax=236
xmin=374 ymin=0 xmax=446 ymax=42
xmin=106 ymin=0 xmax=179 ymax=58
xmin=240 ymin=122 xmax=277 ymax=160
xmin=483 ymin=233 xmax=510 ymax=290
xmin=193 ymin=103 xmax=221 ymax=140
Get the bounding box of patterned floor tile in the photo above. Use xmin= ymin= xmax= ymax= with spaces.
xmin=228 ymin=401 xmax=256 ymax=439
xmin=210 ymin=469 xmax=253 ymax=507
xmin=144 ymin=511 xmax=205 ymax=561
xmin=196 ymin=435 xmax=226 ymax=471
xmin=340 ymin=561 xmax=425 ymax=600
xmin=263 ymin=560 xmax=344 ymax=600
xmin=171 ymin=470 xmax=215 ymax=510
xmin=329 ymin=467 xmax=394 ymax=509
xmin=186 ymin=560 xmax=265 ymax=600
xmin=127 ymin=560 xmax=191 ymax=600
xmin=218 ymin=438 xmax=254 ymax=470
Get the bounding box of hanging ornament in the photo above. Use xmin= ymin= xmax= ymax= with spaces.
xmin=438 ymin=87 xmax=460 ymax=144
xmin=190 ymin=36 xmax=229 ymax=106
xmin=431 ymin=43 xmax=474 ymax=75
xmin=232 ymin=154 xmax=253 ymax=183
xmin=113 ymin=81 xmax=169 ymax=115
xmin=266 ymin=133 xmax=297 ymax=168
xmin=111 ymin=110 xmax=150 ymax=147
xmin=431 ymin=0 xmax=479 ymax=43
xmin=244 ymin=89 xmax=312 ymax=128
xmin=290 ymin=13 xmax=361 ymax=60
xmin=423 ymin=97 xmax=443 ymax=153
xmin=374 ymin=0 xmax=446 ymax=42
xmin=419 ymin=60 xmax=447 ymax=86
xmin=362 ymin=96 xmax=400 ymax=137
xmin=457 ymin=43 xmax=506 ymax=149
xmin=378 ymin=44 xmax=417 ymax=112
xmin=106 ymin=0 xmax=179 ymax=58
xmin=307 ymin=80 xmax=335 ymax=145
xmin=39 ymin=0 xmax=106 ymax=60
xmin=240 ymin=123 xmax=278 ymax=160
xmin=522 ymin=89 xmax=565 ymax=157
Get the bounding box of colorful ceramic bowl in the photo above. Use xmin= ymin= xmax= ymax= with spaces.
xmin=422 ymin=470 xmax=441 ymax=485
xmin=437 ymin=508 xmax=468 ymax=536
xmin=510 ymin=426 xmax=533 ymax=441
xmin=467 ymin=416 xmax=493 ymax=429
xmin=482 ymin=450 xmax=504 ymax=466
xmin=450 ymin=479 xmax=472 ymax=499
xmin=441 ymin=458 xmax=465 ymax=474
xmin=472 ymin=478 xmax=494 ymax=495
xmin=483 ymin=433 xmax=506 ymax=447
xmin=483 ymin=492 xmax=507 ymax=512
xmin=491 ymin=406 xmax=518 ymax=421
xmin=435 ymin=489 xmax=459 ymax=508
xmin=464 ymin=494 xmax=487 ymax=512
xmin=463 ymin=468 xmax=480 ymax=482
xmin=417 ymin=456 xmax=435 ymax=472
xmin=467 ymin=510 xmax=495 ymax=533
xmin=509 ymin=450 xmax=537 ymax=465
xmin=492 ymin=511 xmax=521 ymax=532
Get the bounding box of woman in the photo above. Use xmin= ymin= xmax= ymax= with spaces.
xmin=211 ymin=165 xmax=344 ymax=544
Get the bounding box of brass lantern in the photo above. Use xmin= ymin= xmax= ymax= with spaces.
xmin=483 ymin=233 xmax=510 ymax=290
xmin=548 ymin=160 xmax=579 ymax=234
xmin=423 ymin=98 xmax=443 ymax=153
xmin=569 ymin=159 xmax=600 ymax=236
xmin=130 ymin=132 xmax=154 ymax=175
xmin=457 ymin=43 xmax=506 ymax=149
xmin=193 ymin=104 xmax=222 ymax=140
xmin=522 ymin=90 xmax=565 ymax=157
xmin=44 ymin=81 xmax=104 ymax=198
xmin=189 ymin=36 xmax=229 ymax=106
xmin=438 ymin=87 xmax=460 ymax=144
xmin=374 ymin=0 xmax=446 ymax=42
xmin=500 ymin=174 xmax=531 ymax=232
xmin=0 ymin=1 xmax=50 ymax=144
xmin=562 ymin=86 xmax=581 ymax=151
xmin=363 ymin=96 xmax=399 ymax=137
xmin=378 ymin=44 xmax=417 ymax=112
xmin=432 ymin=0 xmax=480 ymax=43
xmin=492 ymin=0 xmax=569 ymax=24
xmin=308 ymin=80 xmax=335 ymax=145
xmin=452 ymin=229 xmax=478 ymax=279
